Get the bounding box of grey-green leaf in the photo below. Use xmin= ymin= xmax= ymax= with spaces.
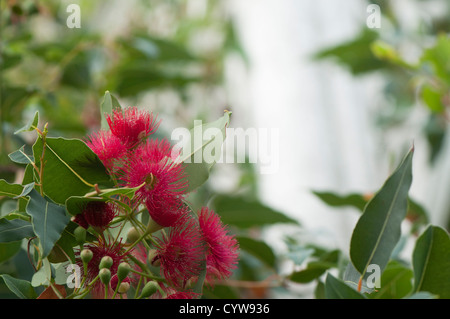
xmin=325 ymin=273 xmax=366 ymax=299
xmin=177 ymin=111 xmax=231 ymax=192
xmin=100 ymin=90 xmax=122 ymax=130
xmin=26 ymin=190 xmax=71 ymax=259
xmin=14 ymin=111 xmax=39 ymax=134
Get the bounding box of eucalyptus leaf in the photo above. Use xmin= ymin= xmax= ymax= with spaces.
xmin=178 ymin=111 xmax=232 ymax=192
xmin=32 ymin=136 xmax=112 ymax=204
xmin=412 ymin=225 xmax=450 ymax=298
xmin=350 ymin=147 xmax=414 ymax=277
xmin=0 ymin=274 xmax=37 ymax=299
xmin=236 ymin=236 xmax=276 ymax=268
xmin=0 ymin=218 xmax=35 ymax=242
xmin=26 ymin=190 xmax=71 ymax=259
xmin=324 ymin=273 xmax=366 ymax=299
xmin=14 ymin=111 xmax=39 ymax=134
xmin=8 ymin=145 xmax=35 ymax=165
xmin=212 ymin=195 xmax=299 ymax=229
xmin=100 ymin=90 xmax=122 ymax=130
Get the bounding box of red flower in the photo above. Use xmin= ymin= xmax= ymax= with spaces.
xmin=106 ymin=106 xmax=160 ymax=148
xmin=150 ymin=282 xmax=200 ymax=299
xmin=146 ymin=197 xmax=189 ymax=228
xmin=155 ymin=215 xmax=205 ymax=288
xmin=121 ymin=138 xmax=187 ymax=213
xmin=86 ymin=130 xmax=127 ymax=172
xmin=73 ymin=201 xmax=118 ymax=230
xmin=198 ymin=207 xmax=239 ymax=284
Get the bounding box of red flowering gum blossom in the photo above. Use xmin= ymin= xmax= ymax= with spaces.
xmin=146 ymin=197 xmax=189 ymax=229
xmin=198 ymin=207 xmax=239 ymax=284
xmin=73 ymin=201 xmax=117 ymax=230
xmin=121 ymin=138 xmax=188 ymax=207
xmin=106 ymin=106 xmax=161 ymax=148
xmin=86 ymin=130 xmax=128 ymax=172
xmin=155 ymin=215 xmax=206 ymax=288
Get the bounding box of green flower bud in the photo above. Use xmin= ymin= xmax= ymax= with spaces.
xmin=99 ymin=268 xmax=111 ymax=285
xmin=118 ymin=281 xmax=130 ymax=294
xmin=139 ymin=281 xmax=158 ymax=299
xmin=126 ymin=227 xmax=141 ymax=243
xmin=147 ymin=249 xmax=160 ymax=267
xmin=74 ymin=226 xmax=86 ymax=245
xmin=117 ymin=262 xmax=131 ymax=282
xmin=80 ymin=248 xmax=93 ymax=264
xmin=99 ymin=256 xmax=113 ymax=269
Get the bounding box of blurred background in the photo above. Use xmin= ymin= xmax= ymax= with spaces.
xmin=1 ymin=0 xmax=449 ymax=298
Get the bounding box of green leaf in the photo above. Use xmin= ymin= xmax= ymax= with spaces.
xmin=8 ymin=145 xmax=35 ymax=165
xmin=0 ymin=218 xmax=35 ymax=242
xmin=237 ymin=236 xmax=276 ymax=268
xmin=290 ymin=250 xmax=340 ymax=284
xmin=324 ymin=273 xmax=366 ymax=299
xmin=421 ymin=84 xmax=444 ymax=113
xmin=0 ymin=180 xmax=28 ymax=198
xmin=14 ymin=111 xmax=39 ymax=134
xmin=33 ymin=136 xmax=111 ymax=204
xmin=312 ymin=191 xmax=367 ymax=211
xmin=25 ymin=190 xmax=71 ymax=259
xmin=0 ymin=241 xmax=22 ymax=263
xmin=350 ymin=147 xmax=414 ymax=277
xmin=421 ymin=34 xmax=450 ymax=86
xmin=0 ymin=274 xmax=37 ymax=299
xmin=100 ymin=91 xmax=122 ymax=130
xmin=314 ymin=29 xmax=385 ymax=75
xmin=412 ymin=225 xmax=450 ymax=298
xmin=177 ymin=111 xmax=232 ymax=192
xmin=212 ymin=195 xmax=299 ymax=229
xmin=370 ymin=261 xmax=413 ymax=299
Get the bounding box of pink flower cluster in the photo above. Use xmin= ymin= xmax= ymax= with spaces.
xmin=76 ymin=106 xmax=239 ymax=299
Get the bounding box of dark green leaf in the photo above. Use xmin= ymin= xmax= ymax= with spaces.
xmin=0 ymin=218 xmax=34 ymax=242
xmin=212 ymin=195 xmax=299 ymax=229
xmin=0 ymin=241 xmax=22 ymax=263
xmin=412 ymin=225 xmax=450 ymax=298
xmin=350 ymin=147 xmax=414 ymax=277
xmin=0 ymin=180 xmax=25 ymax=198
xmin=0 ymin=274 xmax=37 ymax=299
xmin=236 ymin=236 xmax=276 ymax=268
